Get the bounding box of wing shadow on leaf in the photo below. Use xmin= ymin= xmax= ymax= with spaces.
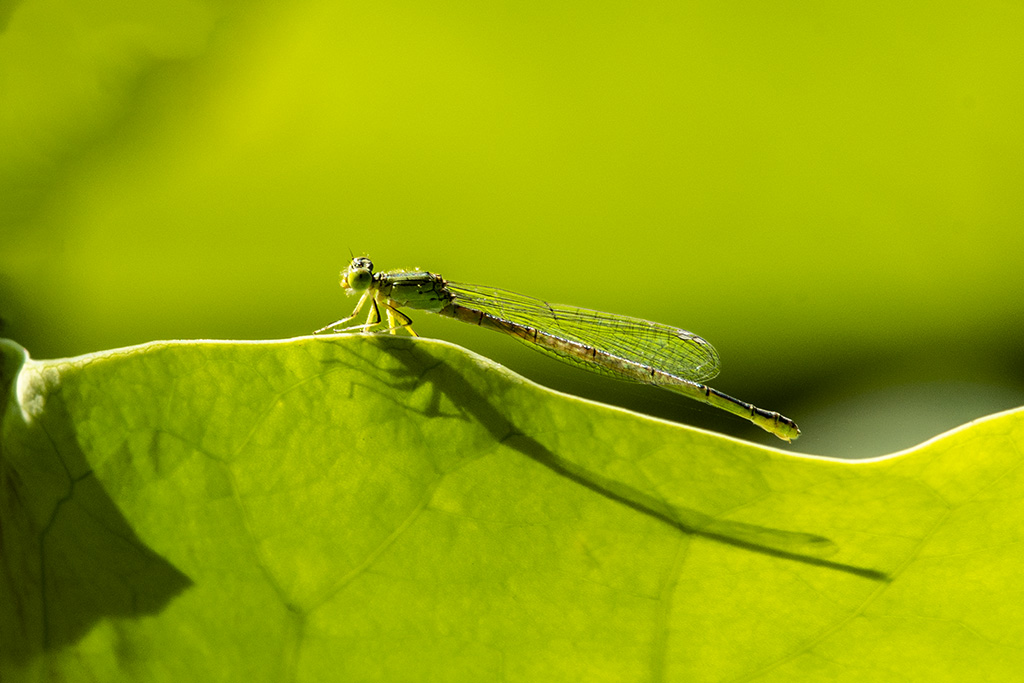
xmin=360 ymin=336 xmax=889 ymax=582
xmin=0 ymin=341 xmax=192 ymax=665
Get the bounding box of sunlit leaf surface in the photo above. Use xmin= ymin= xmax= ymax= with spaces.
xmin=1 ymin=336 xmax=1021 ymax=681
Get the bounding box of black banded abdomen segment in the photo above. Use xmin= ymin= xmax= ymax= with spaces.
xmin=443 ymin=304 xmax=660 ymax=383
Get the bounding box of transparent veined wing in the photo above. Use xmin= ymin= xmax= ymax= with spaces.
xmin=445 ymin=281 xmax=721 ymax=383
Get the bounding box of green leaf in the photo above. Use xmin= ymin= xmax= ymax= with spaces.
xmin=1 ymin=336 xmax=1021 ymax=681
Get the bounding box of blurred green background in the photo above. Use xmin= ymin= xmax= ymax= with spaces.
xmin=2 ymin=1 xmax=1022 ymax=457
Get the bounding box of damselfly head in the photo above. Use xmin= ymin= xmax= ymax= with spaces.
xmin=340 ymin=257 xmax=375 ymax=292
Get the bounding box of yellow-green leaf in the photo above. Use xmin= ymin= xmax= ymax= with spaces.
xmin=1 ymin=336 xmax=1021 ymax=681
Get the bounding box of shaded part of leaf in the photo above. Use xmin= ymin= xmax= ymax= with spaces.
xmin=371 ymin=336 xmax=889 ymax=582
xmin=0 ymin=352 xmax=191 ymax=665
